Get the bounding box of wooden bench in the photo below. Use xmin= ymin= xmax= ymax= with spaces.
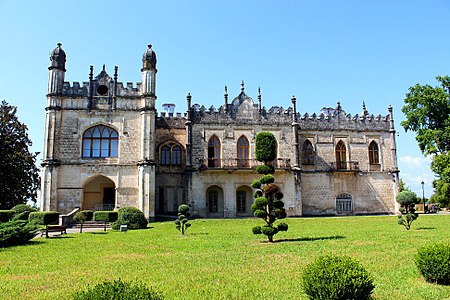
xmin=41 ymin=225 xmax=67 ymax=238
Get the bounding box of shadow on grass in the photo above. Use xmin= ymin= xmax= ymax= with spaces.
xmin=415 ymin=227 xmax=436 ymax=230
xmin=88 ymin=231 xmax=108 ymax=235
xmin=189 ymin=232 xmax=209 ymax=236
xmin=47 ymin=235 xmax=74 ymax=239
xmin=274 ymin=235 xmax=345 ymax=243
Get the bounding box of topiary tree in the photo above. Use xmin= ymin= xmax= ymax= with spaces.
xmin=94 ymin=211 xmax=118 ymax=231
xmin=73 ymin=210 xmax=93 ymax=233
xmin=415 ymin=243 xmax=450 ymax=285
xmin=73 ymin=278 xmax=164 ymax=300
xmin=251 ymin=132 xmax=288 ymax=243
xmin=111 ymin=207 xmax=148 ymax=230
xmin=175 ymin=204 xmax=191 ymax=235
xmin=396 ymin=190 xmax=419 ymax=230
xmin=302 ymin=255 xmax=375 ymax=300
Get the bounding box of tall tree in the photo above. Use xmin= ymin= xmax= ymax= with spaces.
xmin=0 ymin=100 xmax=40 ymax=209
xmin=401 ymin=76 xmax=450 ymax=208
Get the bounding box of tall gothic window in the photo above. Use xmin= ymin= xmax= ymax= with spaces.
xmin=302 ymin=140 xmax=314 ymax=165
xmin=335 ymin=140 xmax=347 ymax=170
xmin=369 ymin=141 xmax=379 ymax=165
xmin=236 ymin=190 xmax=246 ymax=213
xmin=160 ymin=143 xmax=182 ymax=165
xmin=82 ymin=125 xmax=118 ymax=158
xmin=208 ymin=190 xmax=219 ymax=213
xmin=336 ymin=193 xmax=353 ymax=212
xmin=208 ymin=135 xmax=221 ymax=167
xmin=237 ymin=135 xmax=250 ymax=167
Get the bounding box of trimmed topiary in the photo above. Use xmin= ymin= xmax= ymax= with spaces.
xmin=73 ymin=210 xmax=94 ymax=233
xmin=302 ymin=255 xmax=375 ymax=300
xmin=255 ymin=131 xmax=277 ymax=163
xmin=415 ymin=243 xmax=450 ymax=285
xmin=260 ymin=174 xmax=275 ymax=184
xmin=28 ymin=211 xmax=59 ymax=225
xmin=255 ymin=164 xmax=275 ymax=175
xmin=175 ymin=204 xmax=192 ymax=235
xmin=73 ymin=278 xmax=164 ymax=300
xmin=112 ymin=207 xmax=148 ymax=230
xmin=251 ymin=180 xmax=262 ymax=189
xmin=94 ymin=211 xmax=118 ymax=231
xmin=0 ymin=220 xmax=38 ymax=248
xmin=0 ymin=210 xmax=15 ymax=223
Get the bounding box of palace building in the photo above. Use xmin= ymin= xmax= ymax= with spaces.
xmin=40 ymin=43 xmax=400 ymax=220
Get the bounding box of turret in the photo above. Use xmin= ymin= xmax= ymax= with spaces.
xmin=141 ymin=44 xmax=157 ymax=99
xmin=48 ymin=43 xmax=66 ymax=95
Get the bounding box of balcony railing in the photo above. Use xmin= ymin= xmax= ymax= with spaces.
xmin=203 ymin=158 xmax=291 ymax=170
xmin=330 ymin=161 xmax=360 ymax=172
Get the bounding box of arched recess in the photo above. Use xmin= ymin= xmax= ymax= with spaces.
xmin=335 ymin=140 xmax=347 ymax=170
xmin=237 ymin=135 xmax=250 ymax=167
xmin=82 ymin=125 xmax=119 ymax=158
xmin=83 ymin=175 xmax=116 ymax=211
xmin=236 ymin=185 xmax=253 ymax=216
xmin=302 ymin=140 xmax=314 ymax=165
xmin=206 ymin=185 xmax=224 ymax=218
xmin=208 ymin=135 xmax=221 ymax=167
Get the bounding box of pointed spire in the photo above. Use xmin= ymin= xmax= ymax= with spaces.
xmin=241 ymin=80 xmax=245 ymax=93
xmin=102 ymin=64 xmax=106 ymax=72
xmin=89 ymin=65 xmax=94 ymax=81
xmin=361 ymin=100 xmax=368 ymax=116
xmin=224 ymin=85 xmax=228 ymax=113
xmin=256 ymin=87 xmax=261 ymax=113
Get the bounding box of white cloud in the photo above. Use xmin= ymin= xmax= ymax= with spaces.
xmin=398 ymin=155 xmax=435 ymax=198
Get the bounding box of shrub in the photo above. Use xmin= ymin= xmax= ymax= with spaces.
xmin=255 ymin=131 xmax=276 ymax=162
xmin=11 ymin=204 xmax=37 ymax=214
xmin=302 ymin=255 xmax=375 ymax=300
xmin=112 ymin=207 xmax=148 ymax=230
xmin=74 ymin=210 xmax=94 ymax=233
xmin=0 ymin=210 xmax=15 ymax=223
xmin=0 ymin=220 xmax=38 ymax=248
xmin=255 ymin=164 xmax=275 ymax=175
xmin=415 ymin=243 xmax=450 ymax=285
xmin=397 ymin=211 xmax=418 ymax=230
xmin=28 ymin=211 xmax=59 ymax=225
xmin=251 ymin=180 xmax=262 ymax=189
xmin=260 ymin=174 xmax=275 ymax=184
xmin=396 ymin=190 xmax=419 ymax=213
xmin=73 ymin=278 xmax=163 ymax=300
xmin=94 ymin=211 xmax=118 ymax=223
xmin=175 ymin=204 xmax=192 ymax=235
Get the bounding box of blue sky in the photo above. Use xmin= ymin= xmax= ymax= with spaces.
xmin=1 ymin=0 xmax=449 ymax=198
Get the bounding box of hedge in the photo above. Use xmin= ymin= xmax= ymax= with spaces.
xmin=94 ymin=211 xmax=118 ymax=223
xmin=28 ymin=211 xmax=60 ymax=225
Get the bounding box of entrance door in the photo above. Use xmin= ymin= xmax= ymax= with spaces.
xmin=103 ymin=187 xmax=115 ymax=210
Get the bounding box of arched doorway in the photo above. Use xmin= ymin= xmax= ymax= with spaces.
xmin=206 ymin=185 xmax=224 ymax=218
xmin=83 ymin=175 xmax=116 ymax=211
xmin=236 ymin=185 xmax=253 ymax=216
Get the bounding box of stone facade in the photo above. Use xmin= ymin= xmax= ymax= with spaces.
xmin=40 ymin=44 xmax=400 ymax=219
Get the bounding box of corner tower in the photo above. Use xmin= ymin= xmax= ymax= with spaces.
xmin=139 ymin=44 xmax=158 ymax=220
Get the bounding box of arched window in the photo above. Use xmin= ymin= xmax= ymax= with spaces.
xmin=369 ymin=141 xmax=379 ymax=165
xmin=161 ymin=146 xmax=171 ymax=165
xmin=236 ymin=190 xmax=246 ymax=213
xmin=336 ymin=193 xmax=353 ymax=212
xmin=335 ymin=141 xmax=347 ymax=170
xmin=208 ymin=190 xmax=219 ymax=213
xmin=172 ymin=146 xmax=181 ymax=165
xmin=302 ymin=140 xmax=314 ymax=165
xmin=160 ymin=143 xmax=182 ymax=165
xmin=82 ymin=125 xmax=118 ymax=158
xmin=208 ymin=135 xmax=221 ymax=167
xmin=237 ymin=135 xmax=250 ymax=167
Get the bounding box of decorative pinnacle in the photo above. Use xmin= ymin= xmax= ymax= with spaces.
xmin=241 ymin=80 xmax=245 ymax=92
xmin=258 ymin=87 xmax=261 ymax=97
xmin=224 ymin=85 xmax=228 ymax=95
xmin=148 ymin=44 xmax=152 ymax=49
xmin=291 ymin=95 xmax=296 ymax=103
xmin=57 ymin=43 xmax=62 ymax=47
xmin=102 ymin=64 xmax=106 ymax=71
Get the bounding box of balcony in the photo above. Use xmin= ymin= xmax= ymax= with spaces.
xmin=202 ymin=158 xmax=291 ymax=170
xmin=330 ymin=161 xmax=360 ymax=172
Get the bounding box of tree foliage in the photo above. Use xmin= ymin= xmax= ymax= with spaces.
xmin=401 ymin=76 xmax=450 ymax=208
xmin=175 ymin=204 xmax=191 ymax=235
xmin=0 ymin=100 xmax=40 ymax=209
xmin=251 ymin=132 xmax=287 ymax=243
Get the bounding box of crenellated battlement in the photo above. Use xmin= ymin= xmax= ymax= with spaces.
xmin=61 ymin=81 xmax=143 ymax=97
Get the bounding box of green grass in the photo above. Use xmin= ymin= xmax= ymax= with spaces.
xmin=0 ymin=215 xmax=449 ymax=299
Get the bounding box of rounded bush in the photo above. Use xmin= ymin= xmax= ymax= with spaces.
xmin=74 ymin=210 xmax=94 ymax=223
xmin=415 ymin=243 xmax=450 ymax=285
xmin=274 ymin=208 xmax=287 ymax=219
xmin=302 ymin=255 xmax=375 ymax=300
xmin=251 ymin=180 xmax=262 ymax=189
xmin=73 ymin=279 xmax=163 ymax=300
xmin=254 ymin=209 xmax=267 ymax=218
xmin=277 ymin=222 xmax=288 ymax=231
xmin=0 ymin=220 xmax=38 ymax=248
xmin=275 ymin=192 xmax=284 ymax=200
xmin=261 ymin=226 xmax=277 ymax=237
xmin=253 ymin=190 xmax=263 ymax=198
xmin=273 ymin=200 xmax=284 ymax=209
xmin=260 ymin=174 xmax=275 ymax=184
xmin=253 ymin=197 xmax=268 ymax=209
xmin=178 ymin=204 xmax=190 ymax=214
xmin=252 ymin=226 xmax=262 ymax=234
xmin=264 ymin=184 xmax=279 ymax=195
xmin=94 ymin=211 xmax=118 ymax=223
xmin=112 ymin=207 xmax=148 ymax=230
xmin=11 ymin=204 xmax=37 ymax=215
xmin=256 ymin=164 xmax=275 ymax=175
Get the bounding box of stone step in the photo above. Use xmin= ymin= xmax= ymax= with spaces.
xmin=71 ymin=221 xmax=111 ymax=229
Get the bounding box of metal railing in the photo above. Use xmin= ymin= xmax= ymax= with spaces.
xmin=203 ymin=158 xmax=291 ymax=169
xmin=330 ymin=161 xmax=360 ymax=172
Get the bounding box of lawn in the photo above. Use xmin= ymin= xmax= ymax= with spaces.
xmin=0 ymin=215 xmax=449 ymax=299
